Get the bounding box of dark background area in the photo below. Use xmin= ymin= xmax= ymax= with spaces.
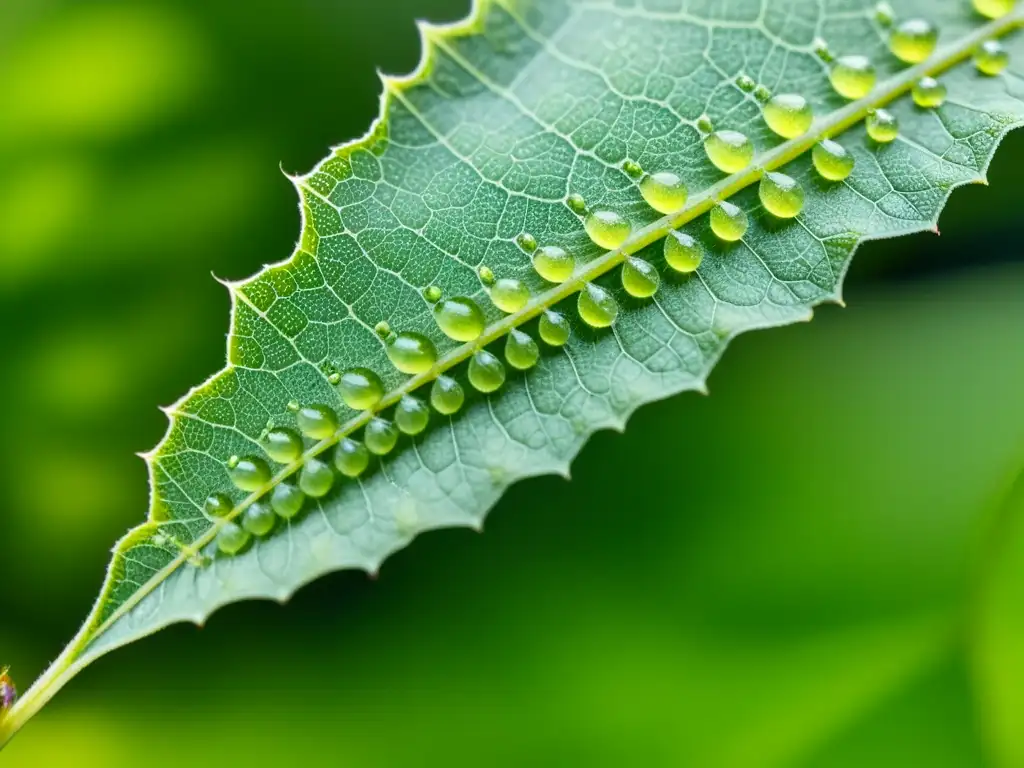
xmin=1 ymin=0 xmax=1023 ymax=765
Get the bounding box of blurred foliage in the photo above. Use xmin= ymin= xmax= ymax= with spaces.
xmin=0 ymin=0 xmax=1021 ymax=765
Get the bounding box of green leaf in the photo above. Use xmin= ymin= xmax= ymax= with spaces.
xmin=3 ymin=0 xmax=1023 ymax=744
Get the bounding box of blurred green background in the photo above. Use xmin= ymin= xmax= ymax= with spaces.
xmin=1 ymin=0 xmax=1023 ymax=765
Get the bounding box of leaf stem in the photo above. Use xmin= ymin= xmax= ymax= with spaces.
xmin=2 ymin=6 xmax=1021 ymax=753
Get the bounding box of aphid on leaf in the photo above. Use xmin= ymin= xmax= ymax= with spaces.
xmin=0 ymin=667 xmax=17 ymax=711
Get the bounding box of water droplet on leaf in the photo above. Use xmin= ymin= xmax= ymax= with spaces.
xmin=216 ymin=521 xmax=250 ymax=555
xmin=430 ymin=375 xmax=465 ymax=415
xmin=532 ymin=245 xmax=575 ymax=283
xmin=912 ymin=76 xmax=946 ymax=108
xmin=263 ymin=427 xmax=303 ymax=464
xmin=704 ymin=130 xmax=755 ymax=173
xmin=395 ymin=395 xmax=430 ymax=435
xmin=763 ymin=94 xmax=813 ymax=138
xmin=505 ymin=329 xmax=540 ymax=370
xmin=973 ymin=0 xmax=1015 ymax=20
xmin=812 ymin=140 xmax=855 ymax=181
xmin=664 ymin=231 xmax=704 ymax=273
xmin=468 ymin=350 xmax=506 ymax=393
xmin=299 ymin=457 xmax=334 ymax=498
xmin=975 ymin=39 xmax=1009 ymax=75
xmin=205 ymin=493 xmax=234 ymax=518
xmin=889 ymin=18 xmax=938 ymax=63
xmin=585 ymin=210 xmax=632 ymax=250
xmin=242 ymin=502 xmax=276 ymax=537
xmin=271 ymin=483 xmax=305 ymax=519
xmin=338 ymin=369 xmax=384 ymax=411
xmin=696 ymin=114 xmax=714 ymax=134
xmin=830 ymin=55 xmax=876 ymax=99
xmin=538 ymin=310 xmax=571 ymax=346
xmin=640 ymin=171 xmax=688 ymax=214
xmin=490 ymin=278 xmax=530 ymax=313
xmin=710 ymin=202 xmax=749 ymax=242
xmin=387 ymin=332 xmax=437 ymax=375
xmin=866 ymin=109 xmax=899 ymax=143
xmin=334 ymin=437 xmax=370 ymax=477
xmin=365 ymin=417 xmax=399 ymax=455
xmin=621 ymin=256 xmax=660 ymax=298
xmin=759 ymin=171 xmax=805 ymax=219
xmin=577 ymin=283 xmax=619 ymax=328
xmin=297 ymin=404 xmax=340 ymax=440
xmin=423 ymin=285 xmax=442 ymax=303
xmin=374 ymin=321 xmax=392 ymax=339
xmin=874 ymin=2 xmax=895 ymax=25
xmin=434 ymin=296 xmax=486 ymax=341
xmin=229 ymin=456 xmax=272 ymax=492
xmin=736 ymin=74 xmax=756 ymax=92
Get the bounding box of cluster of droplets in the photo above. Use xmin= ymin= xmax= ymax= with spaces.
xmin=193 ymin=0 xmax=1019 ymax=558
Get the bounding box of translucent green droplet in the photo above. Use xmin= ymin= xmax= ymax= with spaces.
xmin=640 ymin=171 xmax=688 ymax=214
xmin=374 ymin=321 xmax=392 ymax=339
xmin=830 ymin=55 xmax=876 ymax=99
xmin=753 ymin=84 xmax=772 ymax=103
xmin=229 ymin=456 xmax=272 ymax=492
xmin=216 ymin=521 xmax=250 ymax=555
xmin=205 ymin=492 xmax=234 ymax=518
xmin=263 ymin=427 xmax=303 ymax=464
xmin=736 ymin=74 xmax=756 ymax=92
xmin=490 ymin=278 xmax=530 ymax=313
xmin=874 ymin=2 xmax=895 ymax=25
xmin=468 ymin=350 xmax=506 ymax=393
xmin=585 ymin=210 xmax=632 ymax=250
xmin=505 ymin=329 xmax=540 ymax=370
xmin=423 ymin=285 xmax=442 ymax=303
xmin=270 ymin=483 xmax=305 ymax=519
xmin=704 ymin=130 xmax=755 ymax=173
xmin=975 ymin=39 xmax=1009 ymax=76
xmin=812 ymin=140 xmax=855 ymax=181
xmin=297 ymin=404 xmax=339 ymax=440
xmin=912 ymin=76 xmax=946 ymax=108
xmin=664 ymin=231 xmax=704 ymax=273
xmin=387 ymin=332 xmax=437 ymax=375
xmin=334 ymin=437 xmax=370 ymax=478
xmin=533 ymin=246 xmax=575 ymax=283
xmin=622 ymin=159 xmax=643 ymax=178
xmin=338 ymin=369 xmax=384 ymax=411
xmin=696 ymin=114 xmax=714 ymax=134
xmin=710 ymin=202 xmax=749 ymax=242
xmin=866 ymin=109 xmax=899 ymax=143
xmin=395 ymin=395 xmax=430 ymax=435
xmin=763 ymin=94 xmax=813 ymax=139
xmin=577 ymin=283 xmax=619 ymax=328
xmin=974 ymin=0 xmax=1015 ymax=19
xmin=434 ymin=296 xmax=486 ymax=342
xmin=242 ymin=502 xmax=276 ymax=537
xmin=430 ymin=375 xmax=465 ymax=415
xmin=621 ymin=257 xmax=660 ymax=298
xmin=759 ymin=172 xmax=805 ymax=219
xmin=299 ymin=457 xmax=335 ymax=498
xmin=889 ymin=18 xmax=938 ymax=64
xmin=516 ymin=232 xmax=537 ymax=253
xmin=365 ymin=417 xmax=399 ymax=456
xmin=566 ymin=193 xmax=588 ymax=215
xmin=477 ymin=265 xmax=495 ymax=285
xmin=287 ymin=399 xmax=300 ymax=413
xmin=327 ymin=372 xmax=341 ymax=386
xmin=538 ymin=310 xmax=571 ymax=346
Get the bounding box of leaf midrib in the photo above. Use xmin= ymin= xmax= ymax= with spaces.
xmin=4 ymin=5 xmax=1020 ymax=749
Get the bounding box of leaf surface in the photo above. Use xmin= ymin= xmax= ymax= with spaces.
xmin=4 ymin=0 xmax=1024 ymax=738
